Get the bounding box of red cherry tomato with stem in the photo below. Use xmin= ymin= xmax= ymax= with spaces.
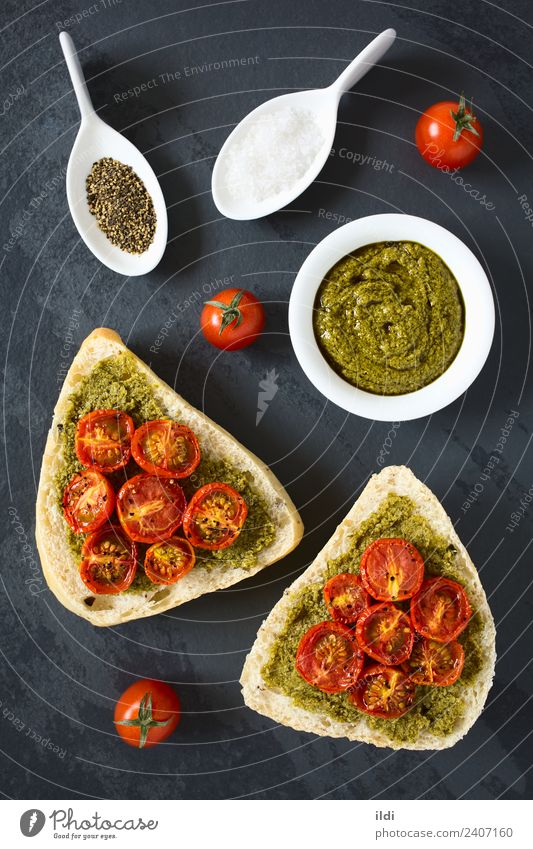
xmin=114 ymin=680 xmax=181 ymax=749
xmin=200 ymin=288 xmax=265 ymax=350
xmin=415 ymin=94 xmax=483 ymax=170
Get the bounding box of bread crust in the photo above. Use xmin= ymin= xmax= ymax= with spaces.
xmin=36 ymin=328 xmax=303 ymax=626
xmin=240 ymin=466 xmax=496 ymax=750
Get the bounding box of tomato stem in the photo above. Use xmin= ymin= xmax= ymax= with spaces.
xmin=205 ymin=289 xmax=245 ymax=336
xmin=115 ymin=691 xmax=172 ymax=749
xmin=450 ymin=93 xmax=480 ymax=142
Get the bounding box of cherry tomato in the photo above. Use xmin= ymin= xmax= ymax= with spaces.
xmin=356 ymin=602 xmax=414 ymax=666
xmin=75 ymin=409 xmax=134 ymax=473
xmin=116 ymin=474 xmax=186 ymax=544
xmin=295 ymin=621 xmax=364 ymax=693
xmin=80 ymin=526 xmax=137 ymax=594
xmin=114 ymin=679 xmax=181 ymax=749
xmin=405 ymin=636 xmax=464 ymax=686
xmin=411 ymin=577 xmax=472 ymax=643
xmin=360 ymin=538 xmax=425 ymax=602
xmin=349 ymin=664 xmax=416 ymax=719
xmin=416 ymin=94 xmax=483 ymax=170
xmin=131 ymin=420 xmax=201 ymax=479
xmin=200 ymin=288 xmax=265 ymax=351
xmin=144 ymin=537 xmax=196 ymax=585
xmin=323 ymin=573 xmax=370 ymax=624
xmin=63 ymin=469 xmax=115 ymax=534
xmin=183 ymin=482 xmax=247 ymax=550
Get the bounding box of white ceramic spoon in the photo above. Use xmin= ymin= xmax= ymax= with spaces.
xmin=211 ymin=28 xmax=396 ymax=221
xmin=59 ymin=31 xmax=168 ymax=276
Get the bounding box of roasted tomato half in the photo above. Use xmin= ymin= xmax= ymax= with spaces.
xmin=183 ymin=482 xmax=247 ymax=550
xmin=295 ymin=621 xmax=364 ymax=693
xmin=75 ymin=409 xmax=134 ymax=473
xmin=405 ymin=636 xmax=465 ymax=686
xmin=349 ymin=664 xmax=416 ymax=719
xmin=63 ymin=469 xmax=115 ymax=534
xmin=411 ymin=577 xmax=472 ymax=643
xmin=116 ymin=474 xmax=186 ymax=544
xmin=323 ymin=573 xmax=371 ymax=624
xmin=360 ymin=538 xmax=425 ymax=602
xmin=131 ymin=420 xmax=201 ymax=479
xmin=80 ymin=526 xmax=137 ymax=594
xmin=144 ymin=537 xmax=196 ymax=585
xmin=356 ymin=602 xmax=414 ymax=666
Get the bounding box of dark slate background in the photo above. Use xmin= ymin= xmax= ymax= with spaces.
xmin=1 ymin=0 xmax=532 ymax=800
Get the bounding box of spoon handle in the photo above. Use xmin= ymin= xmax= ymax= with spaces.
xmin=331 ymin=28 xmax=396 ymax=97
xmin=59 ymin=31 xmax=96 ymax=121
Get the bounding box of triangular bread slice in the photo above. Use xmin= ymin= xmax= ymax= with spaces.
xmin=241 ymin=466 xmax=496 ymax=750
xmin=36 ymin=328 xmax=303 ymax=626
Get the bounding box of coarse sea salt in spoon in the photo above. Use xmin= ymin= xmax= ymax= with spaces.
xmin=211 ymin=28 xmax=396 ymax=221
xmin=59 ymin=31 xmax=167 ymax=276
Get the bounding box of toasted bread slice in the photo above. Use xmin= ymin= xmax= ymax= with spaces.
xmin=36 ymin=328 xmax=303 ymax=626
xmin=241 ymin=466 xmax=496 ymax=750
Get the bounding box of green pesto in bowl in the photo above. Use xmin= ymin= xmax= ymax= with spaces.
xmin=313 ymin=241 xmax=465 ymax=396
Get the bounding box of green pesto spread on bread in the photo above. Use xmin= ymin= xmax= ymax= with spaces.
xmin=262 ymin=494 xmax=484 ymax=744
xmin=55 ymin=353 xmax=276 ymax=585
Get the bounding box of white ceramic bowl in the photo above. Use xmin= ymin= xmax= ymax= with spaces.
xmin=288 ymin=214 xmax=495 ymax=421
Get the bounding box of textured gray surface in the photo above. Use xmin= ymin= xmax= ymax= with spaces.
xmin=1 ymin=0 xmax=532 ymax=800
